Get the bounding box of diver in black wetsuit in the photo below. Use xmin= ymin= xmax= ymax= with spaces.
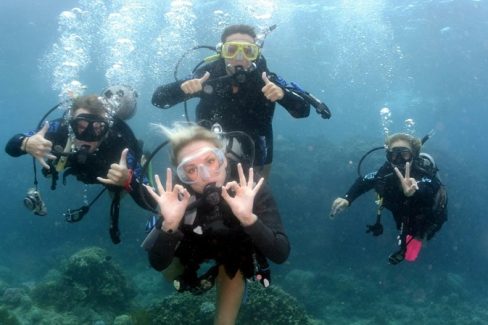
xmin=330 ymin=133 xmax=447 ymax=265
xmin=5 ymin=93 xmax=155 ymax=243
xmin=152 ymin=24 xmax=311 ymax=179
xmin=141 ymin=123 xmax=289 ymax=324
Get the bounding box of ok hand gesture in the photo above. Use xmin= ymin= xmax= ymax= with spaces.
xmin=144 ymin=168 xmax=191 ymax=232
xmin=221 ymin=163 xmax=264 ymax=226
xmin=394 ymin=162 xmax=419 ymax=197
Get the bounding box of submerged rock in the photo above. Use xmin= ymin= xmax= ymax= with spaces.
xmin=31 ymin=246 xmax=135 ymax=312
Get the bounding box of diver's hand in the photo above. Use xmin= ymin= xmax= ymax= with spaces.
xmin=394 ymin=162 xmax=419 ymax=197
xmin=330 ymin=197 xmax=349 ymax=218
xmin=24 ymin=121 xmax=56 ymax=169
xmin=221 ymin=163 xmax=264 ymax=226
xmin=261 ymin=72 xmax=284 ymax=102
xmin=180 ymin=71 xmax=210 ymax=94
xmin=97 ymin=148 xmax=130 ymax=187
xmin=144 ymin=168 xmax=191 ymax=232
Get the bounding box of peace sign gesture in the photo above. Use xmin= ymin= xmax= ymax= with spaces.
xmin=221 ymin=163 xmax=264 ymax=226
xmin=394 ymin=162 xmax=419 ymax=197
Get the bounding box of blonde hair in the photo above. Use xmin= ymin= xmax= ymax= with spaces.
xmin=385 ymin=133 xmax=422 ymax=157
xmin=154 ymin=123 xmax=224 ymax=165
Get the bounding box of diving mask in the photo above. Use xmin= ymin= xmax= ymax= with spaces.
xmin=69 ymin=113 xmax=110 ymax=142
xmin=176 ymin=147 xmax=225 ymax=184
xmin=221 ymin=41 xmax=260 ymax=61
xmin=386 ymin=146 xmax=413 ymax=166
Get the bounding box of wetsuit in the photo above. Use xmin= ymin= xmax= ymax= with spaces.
xmin=146 ymin=162 xmax=289 ymax=288
xmin=152 ymin=56 xmax=310 ymax=166
xmin=5 ymin=117 xmax=155 ymax=211
xmin=344 ymin=162 xmax=446 ymax=240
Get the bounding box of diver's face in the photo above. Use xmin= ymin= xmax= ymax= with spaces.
xmin=387 ymin=139 xmax=414 ymax=167
xmin=223 ymin=33 xmax=256 ymax=73
xmin=176 ymin=140 xmax=227 ymax=194
xmin=72 ymin=108 xmax=104 ymax=153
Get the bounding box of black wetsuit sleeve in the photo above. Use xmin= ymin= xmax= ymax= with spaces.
xmin=5 ymin=134 xmax=27 ymax=157
xmin=266 ymin=72 xmax=310 ymax=118
xmin=344 ymin=174 xmax=376 ymax=204
xmin=278 ymin=87 xmax=311 ymax=118
xmin=243 ymin=184 xmax=290 ymax=264
xmin=152 ymin=80 xmax=194 ymax=109
xmin=148 ymin=228 xmax=184 ymax=271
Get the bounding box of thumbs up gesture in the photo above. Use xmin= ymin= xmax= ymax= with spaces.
xmin=261 ymin=72 xmax=284 ymax=102
xmin=24 ymin=121 xmax=56 ymax=169
xmin=180 ymin=71 xmax=211 ymax=94
xmin=97 ymin=148 xmax=131 ymax=187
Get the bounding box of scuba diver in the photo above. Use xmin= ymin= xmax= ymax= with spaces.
xmin=329 ymin=133 xmax=447 ymax=265
xmin=152 ymin=24 xmax=331 ymax=179
xmin=5 ymin=86 xmax=156 ymax=244
xmin=141 ymin=123 xmax=289 ymax=325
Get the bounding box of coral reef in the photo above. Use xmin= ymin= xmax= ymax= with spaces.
xmin=278 ymin=265 xmax=488 ymax=324
xmin=31 ymin=246 xmax=135 ymax=312
xmin=0 ymin=246 xmax=140 ymax=324
xmin=142 ymin=281 xmax=314 ymax=324
xmin=0 ymin=307 xmax=20 ymax=325
xmin=239 ymin=282 xmax=313 ymax=324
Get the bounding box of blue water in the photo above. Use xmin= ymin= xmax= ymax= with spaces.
xmin=1 ymin=0 xmax=487 ymax=323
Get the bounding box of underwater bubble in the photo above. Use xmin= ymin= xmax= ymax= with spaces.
xmin=380 ymin=106 xmax=391 ymax=117
xmin=107 ymin=12 xmax=123 ymax=21
xmin=71 ymin=8 xmax=84 ymax=14
xmin=255 ymin=13 xmax=272 ymax=20
xmin=105 ymin=64 xmax=125 ymax=82
xmin=405 ymin=118 xmax=415 ymax=127
xmin=62 ymin=61 xmax=80 ymax=68
xmin=60 ymin=80 xmax=87 ymax=100
xmin=82 ymin=185 xmax=89 ymax=206
xmin=380 ymin=107 xmax=392 ymax=137
xmin=405 ymin=118 xmax=416 ymax=134
xmin=58 ymin=11 xmax=77 ymax=30
xmin=172 ymin=0 xmax=193 ymax=9
xmin=58 ymin=8 xmax=87 ymax=31
xmin=115 ymin=38 xmax=135 ymax=53
xmin=440 ymin=26 xmax=451 ymax=34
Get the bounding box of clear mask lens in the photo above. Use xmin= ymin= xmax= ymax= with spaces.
xmin=176 ymin=147 xmax=225 ymax=184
